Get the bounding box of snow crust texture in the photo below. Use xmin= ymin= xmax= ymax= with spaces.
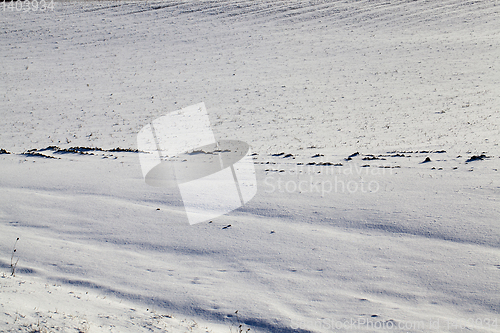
xmin=1 ymin=1 xmax=499 ymax=332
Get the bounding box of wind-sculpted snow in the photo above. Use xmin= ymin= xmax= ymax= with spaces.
xmin=1 ymin=0 xmax=500 ymax=332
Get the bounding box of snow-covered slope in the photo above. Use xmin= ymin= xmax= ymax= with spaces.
xmin=1 ymin=1 xmax=499 ymax=332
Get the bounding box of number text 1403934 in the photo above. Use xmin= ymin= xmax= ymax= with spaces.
xmin=3 ymin=0 xmax=55 ymax=12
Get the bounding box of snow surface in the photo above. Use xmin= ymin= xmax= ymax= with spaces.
xmin=1 ymin=0 xmax=499 ymax=332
